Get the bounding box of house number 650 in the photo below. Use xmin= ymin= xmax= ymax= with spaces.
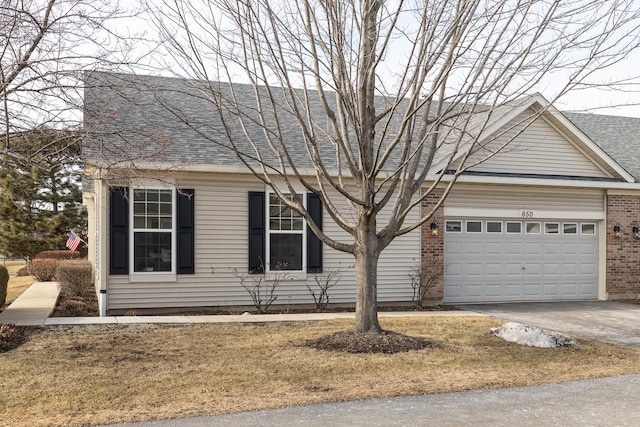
xmin=521 ymin=210 xmax=534 ymax=218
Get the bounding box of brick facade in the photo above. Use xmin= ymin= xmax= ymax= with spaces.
xmin=606 ymin=194 xmax=640 ymax=298
xmin=420 ymin=188 xmax=445 ymax=302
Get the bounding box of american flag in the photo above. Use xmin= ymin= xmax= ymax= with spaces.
xmin=66 ymin=232 xmax=82 ymax=252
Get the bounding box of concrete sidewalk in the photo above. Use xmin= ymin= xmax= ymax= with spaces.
xmin=0 ymin=281 xmax=59 ymax=326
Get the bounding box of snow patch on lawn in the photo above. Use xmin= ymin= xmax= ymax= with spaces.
xmin=490 ymin=322 xmax=580 ymax=348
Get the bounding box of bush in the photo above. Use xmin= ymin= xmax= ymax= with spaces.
xmin=0 ymin=265 xmax=8 ymax=306
xmin=56 ymin=260 xmax=93 ymax=299
xmin=31 ymin=259 xmax=60 ymax=281
xmin=0 ymin=323 xmax=26 ymax=352
xmin=34 ymin=250 xmax=82 ymax=260
xmin=15 ymin=266 xmax=30 ymax=277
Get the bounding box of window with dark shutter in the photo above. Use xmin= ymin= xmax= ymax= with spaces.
xmin=249 ymin=191 xmax=323 ymax=274
xmin=307 ymin=193 xmax=323 ymax=273
xmin=109 ymin=187 xmax=129 ymax=274
xmin=248 ymin=191 xmax=266 ymax=273
xmin=177 ymin=189 xmax=195 ymax=274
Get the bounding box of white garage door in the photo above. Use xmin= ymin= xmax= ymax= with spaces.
xmin=444 ymin=220 xmax=598 ymax=303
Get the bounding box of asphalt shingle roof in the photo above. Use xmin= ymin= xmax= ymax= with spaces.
xmin=83 ymin=72 xmax=640 ymax=181
xmin=564 ymin=112 xmax=640 ymax=181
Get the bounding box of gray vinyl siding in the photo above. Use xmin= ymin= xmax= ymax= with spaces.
xmin=446 ymin=185 xmax=604 ymax=214
xmin=466 ymin=110 xmax=612 ymax=178
xmin=106 ymin=173 xmax=419 ymax=309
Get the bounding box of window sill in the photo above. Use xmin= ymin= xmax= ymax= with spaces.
xmin=129 ymin=273 xmax=177 ymax=283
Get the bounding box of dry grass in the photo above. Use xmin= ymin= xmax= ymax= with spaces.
xmin=2 ymin=316 xmax=640 ymax=427
xmin=2 ymin=260 xmax=34 ymax=307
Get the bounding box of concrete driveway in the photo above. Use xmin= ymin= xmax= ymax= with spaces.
xmin=463 ymin=301 xmax=640 ymax=348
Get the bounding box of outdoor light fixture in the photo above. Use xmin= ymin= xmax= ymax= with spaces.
xmin=430 ymin=222 xmax=439 ymax=236
xmin=633 ymin=225 xmax=640 ymax=240
xmin=614 ymin=224 xmax=622 ymax=238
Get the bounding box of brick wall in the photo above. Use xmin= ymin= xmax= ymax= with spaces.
xmin=606 ymin=194 xmax=640 ymax=298
xmin=421 ymin=188 xmax=445 ymax=302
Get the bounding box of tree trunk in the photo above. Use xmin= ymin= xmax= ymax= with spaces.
xmin=353 ymin=215 xmax=382 ymax=333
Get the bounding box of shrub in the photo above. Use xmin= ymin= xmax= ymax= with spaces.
xmin=31 ymin=259 xmax=59 ymax=281
xmin=0 ymin=323 xmax=26 ymax=352
xmin=0 ymin=265 xmax=8 ymax=306
xmin=34 ymin=250 xmax=82 ymax=260
xmin=59 ymin=298 xmax=90 ymax=315
xmin=15 ymin=266 xmax=30 ymax=277
xmin=56 ymin=260 xmax=93 ymax=299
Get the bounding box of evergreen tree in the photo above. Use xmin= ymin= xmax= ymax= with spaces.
xmin=0 ymin=129 xmax=86 ymax=259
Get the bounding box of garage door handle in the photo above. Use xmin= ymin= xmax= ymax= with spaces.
xmin=522 ymin=267 xmax=526 ymax=270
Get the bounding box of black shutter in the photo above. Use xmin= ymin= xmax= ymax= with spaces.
xmin=177 ymin=189 xmax=195 ymax=274
xmin=248 ymin=191 xmax=265 ymax=273
xmin=307 ymin=193 xmax=323 ymax=273
xmin=109 ymin=187 xmax=129 ymax=275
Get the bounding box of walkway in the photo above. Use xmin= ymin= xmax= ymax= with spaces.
xmin=0 ymin=282 xmax=59 ymax=326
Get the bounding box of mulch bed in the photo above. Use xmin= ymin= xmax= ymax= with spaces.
xmin=304 ymin=329 xmax=437 ymax=353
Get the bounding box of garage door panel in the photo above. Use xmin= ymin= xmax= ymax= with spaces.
xmin=505 ymin=284 xmax=523 ymax=297
xmin=504 ymin=242 xmax=523 ymax=254
xmin=524 ymin=242 xmax=543 ymax=254
xmin=543 ymin=263 xmax=560 ymax=274
xmin=505 ymin=264 xmax=523 ymax=275
xmin=485 ymin=284 xmax=502 ymax=297
xmin=464 ymin=284 xmax=484 ymax=297
xmin=444 ymin=219 xmax=598 ymax=303
xmin=524 ymin=263 xmax=542 ymax=275
xmin=580 ymin=263 xmax=596 ymax=274
xmin=580 ymin=243 xmax=597 ymax=255
xmin=562 ymin=283 xmax=577 ymax=295
xmin=485 ymin=263 xmax=503 ymax=276
xmin=466 ymin=242 xmax=484 ymax=255
xmin=485 ymin=243 xmax=503 ymax=255
xmin=465 ymin=263 xmax=484 ymax=276
xmin=524 ymin=284 xmax=542 ymax=296
xmin=544 ymin=243 xmax=561 ymax=254
xmin=543 ymin=283 xmax=560 ymax=296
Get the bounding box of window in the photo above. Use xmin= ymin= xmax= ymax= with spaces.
xmin=581 ymin=223 xmax=596 ymax=235
xmin=526 ymin=222 xmax=541 ymax=234
xmin=267 ymin=193 xmax=305 ymax=271
xmin=486 ymin=221 xmax=502 ymax=233
xmin=506 ymin=222 xmax=522 ymax=234
xmin=445 ymin=221 xmax=462 ymax=232
xmin=131 ymin=188 xmax=175 ymax=273
xmin=466 ymin=221 xmax=482 ymax=233
xmin=544 ymin=223 xmax=559 ymax=234
xmin=563 ymin=223 xmax=578 ymax=234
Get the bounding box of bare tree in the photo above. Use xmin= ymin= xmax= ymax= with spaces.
xmin=144 ymin=0 xmax=640 ymax=333
xmin=0 ymin=0 xmax=147 ymax=161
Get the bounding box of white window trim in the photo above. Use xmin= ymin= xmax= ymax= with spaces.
xmin=544 ymin=222 xmax=560 ymax=234
xmin=466 ymin=220 xmax=483 ymax=233
xmin=581 ymin=223 xmax=597 ymax=235
xmin=486 ymin=221 xmax=503 ymax=233
xmin=506 ymin=221 xmax=522 ymax=234
xmin=445 ymin=220 xmax=462 ymax=233
xmin=129 ymin=186 xmax=177 ymax=278
xmin=265 ymin=191 xmax=307 ymax=274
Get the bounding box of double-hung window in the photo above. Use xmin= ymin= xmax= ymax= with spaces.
xmin=266 ymin=193 xmax=305 ymax=271
xmin=131 ymin=188 xmax=176 ymax=273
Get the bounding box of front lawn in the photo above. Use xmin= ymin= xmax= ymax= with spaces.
xmin=2 ymin=316 xmax=640 ymax=426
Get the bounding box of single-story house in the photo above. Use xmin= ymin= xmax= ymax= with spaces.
xmin=82 ymin=72 xmax=640 ymax=315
